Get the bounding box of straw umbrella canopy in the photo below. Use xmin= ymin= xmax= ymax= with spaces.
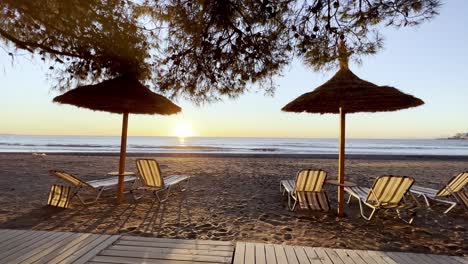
xmin=282 ymin=48 xmax=424 ymax=216
xmin=54 ymin=75 xmax=181 ymax=203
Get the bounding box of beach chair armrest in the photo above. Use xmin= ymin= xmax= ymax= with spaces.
xmin=164 ymin=175 xmax=190 ymax=187
xmin=87 ymin=176 xmax=136 ymax=189
xmin=280 ymin=180 xmax=295 ymax=195
xmin=344 ymin=186 xmax=369 ymax=202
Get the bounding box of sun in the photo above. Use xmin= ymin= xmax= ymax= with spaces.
xmin=174 ymin=122 xmax=193 ymax=138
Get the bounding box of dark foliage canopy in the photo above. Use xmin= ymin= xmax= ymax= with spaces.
xmin=1 ymin=0 xmax=440 ymax=103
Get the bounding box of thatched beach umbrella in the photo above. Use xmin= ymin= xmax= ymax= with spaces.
xmin=54 ymin=75 xmax=181 ymax=203
xmin=282 ymin=45 xmax=424 ymax=216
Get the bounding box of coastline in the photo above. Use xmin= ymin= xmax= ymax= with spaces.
xmin=5 ymin=151 xmax=468 ymax=161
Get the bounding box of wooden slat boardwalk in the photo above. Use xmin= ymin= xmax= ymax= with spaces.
xmin=233 ymin=242 xmax=468 ymax=264
xmin=0 ymin=229 xmax=234 ymax=263
xmin=0 ymin=229 xmax=466 ymax=264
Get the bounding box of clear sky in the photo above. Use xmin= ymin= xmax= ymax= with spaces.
xmin=1 ymin=1 xmax=467 ymax=139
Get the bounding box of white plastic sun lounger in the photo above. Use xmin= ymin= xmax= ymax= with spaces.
xmin=345 ymin=175 xmax=415 ymax=223
xmin=410 ymin=171 xmax=468 ymax=213
xmin=131 ymin=159 xmax=190 ymax=202
xmin=49 ymin=170 xmax=136 ymax=205
xmin=280 ymin=169 xmax=330 ymax=211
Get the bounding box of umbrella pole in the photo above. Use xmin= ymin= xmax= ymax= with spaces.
xmin=117 ymin=112 xmax=129 ymax=203
xmin=338 ymin=107 xmax=346 ymax=217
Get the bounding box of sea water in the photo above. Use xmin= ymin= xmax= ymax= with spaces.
xmin=0 ymin=134 xmax=467 ymax=156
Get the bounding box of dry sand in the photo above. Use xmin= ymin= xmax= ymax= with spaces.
xmin=0 ymin=153 xmax=466 ymax=256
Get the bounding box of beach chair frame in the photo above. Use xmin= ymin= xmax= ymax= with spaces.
xmin=280 ymin=169 xmax=329 ymax=211
xmin=49 ymin=170 xmax=136 ymax=205
xmin=409 ymin=172 xmax=467 ymax=213
xmin=345 ymin=175 xmax=415 ymax=223
xmin=132 ymin=159 xmax=191 ymax=202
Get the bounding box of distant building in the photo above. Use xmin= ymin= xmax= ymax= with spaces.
xmin=448 ymin=133 xmax=468 ymax=139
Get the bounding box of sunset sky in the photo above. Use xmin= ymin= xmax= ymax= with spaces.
xmin=1 ymin=2 xmax=467 ymax=139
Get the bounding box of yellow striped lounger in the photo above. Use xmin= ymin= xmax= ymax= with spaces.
xmin=345 ymin=175 xmax=415 ymax=223
xmin=132 ymin=159 xmax=190 ymax=202
xmin=280 ymin=169 xmax=330 ymax=211
xmin=410 ymin=171 xmax=468 ymax=213
xmin=49 ymin=170 xmax=136 ymax=205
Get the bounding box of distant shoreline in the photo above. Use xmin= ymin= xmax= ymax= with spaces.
xmin=3 ymin=152 xmax=468 ymax=161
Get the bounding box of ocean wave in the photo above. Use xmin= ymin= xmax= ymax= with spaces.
xmin=249 ymin=148 xmax=279 ymax=152
xmin=130 ymin=145 xmax=229 ymax=150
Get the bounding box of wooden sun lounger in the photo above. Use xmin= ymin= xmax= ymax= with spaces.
xmin=50 ymin=170 xmax=136 ymax=205
xmin=280 ymin=169 xmax=330 ymax=211
xmin=345 ymin=175 xmax=415 ymax=223
xmin=410 ymin=171 xmax=468 ymax=213
xmin=132 ymin=159 xmax=190 ymax=202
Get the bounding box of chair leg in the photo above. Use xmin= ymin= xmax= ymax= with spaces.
xmin=396 ymin=209 xmax=414 ymax=224
xmin=346 ymin=193 xmax=353 ymax=204
xmin=357 ymin=200 xmax=377 ymax=221
xmin=289 ymin=196 xmax=298 ymax=211
xmin=441 ymin=200 xmax=457 ymax=214
xmin=77 ymin=188 xmax=104 ymax=205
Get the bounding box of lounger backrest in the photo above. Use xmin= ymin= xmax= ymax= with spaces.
xmin=437 ymin=172 xmax=468 ymax=197
xmin=136 ymin=159 xmax=164 ymax=188
xmin=49 ymin=170 xmax=92 ymax=188
xmin=366 ymin=175 xmax=414 ymax=207
xmin=294 ymin=169 xmax=327 ymax=192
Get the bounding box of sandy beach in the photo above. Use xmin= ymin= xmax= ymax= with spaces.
xmin=0 ymin=153 xmax=466 ymax=256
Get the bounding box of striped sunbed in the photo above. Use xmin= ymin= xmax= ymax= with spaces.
xmin=49 ymin=170 xmax=136 ymax=205
xmin=410 ymin=172 xmax=468 ymax=213
xmin=280 ymin=169 xmax=330 ymax=211
xmin=47 ymin=184 xmax=73 ymax=208
xmin=132 ymin=159 xmax=190 ymax=202
xmin=344 ymin=175 xmax=415 ymax=223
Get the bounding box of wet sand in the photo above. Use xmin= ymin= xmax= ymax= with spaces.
xmin=0 ymin=153 xmax=466 ymax=256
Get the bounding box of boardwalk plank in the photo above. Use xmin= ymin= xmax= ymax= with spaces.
xmin=284 ymin=245 xmax=300 ymax=264
xmin=234 ymin=242 xmax=246 ymax=264
xmin=427 ymin=254 xmax=464 ymax=264
xmin=8 ymin=231 xmax=75 ymax=264
xmin=34 ymin=233 xmax=96 ymax=264
xmin=41 ymin=234 xmax=102 ymax=264
xmin=323 ymin=248 xmax=345 ymax=264
xmin=255 ymin=243 xmax=267 ymax=264
xmin=384 ymin=252 xmax=414 ymax=264
xmin=334 ymin=248 xmax=358 ymax=264
xmin=90 ymin=255 xmax=225 ymax=264
xmin=312 ymin=247 xmax=334 ymax=264
xmin=414 ymin=253 xmax=445 ymax=264
xmin=0 ymin=229 xmax=25 ymax=243
xmin=265 ymin=244 xmax=277 ymax=264
xmin=371 ymin=251 xmax=399 ymax=264
xmin=273 ymin=244 xmax=288 ymax=264
xmin=0 ymin=230 xmax=49 ymax=259
xmin=0 ymin=228 xmax=39 ymax=248
xmin=120 ymin=235 xmax=233 ymax=246
xmin=293 ymin=246 xmax=311 ymax=264
xmin=107 ymin=245 xmax=234 ymax=257
xmin=245 ymin=242 xmax=255 ymax=264
xmin=365 ymin=250 xmax=394 ymax=264
xmin=116 ymin=240 xmax=234 ymax=251
xmin=58 ymin=234 xmax=113 ymax=264
xmin=98 ymin=249 xmax=232 ymax=263
xmin=342 ymin=249 xmax=368 ymax=264
xmin=452 ymin=256 xmax=468 ymax=264
xmin=0 ymin=231 xmax=56 ymax=261
xmin=72 ymin=235 xmax=120 ymax=264
xmin=303 ymin=247 xmax=323 ymax=264
xmin=354 ymin=250 xmax=381 ymax=264
xmin=400 ymin=252 xmax=430 ymax=264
